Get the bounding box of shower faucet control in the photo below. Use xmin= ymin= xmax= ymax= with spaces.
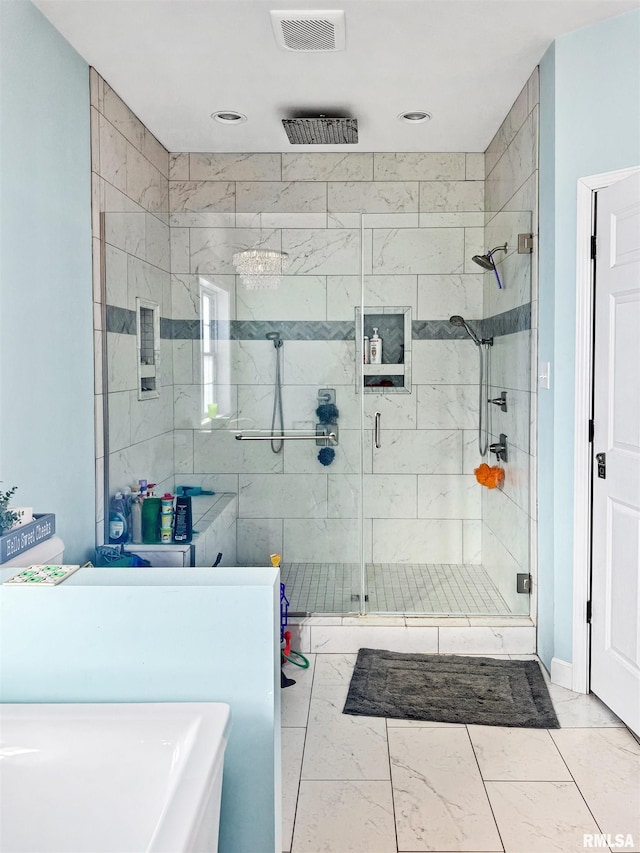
xmin=489 ymin=392 xmax=508 ymax=412
xmin=489 ymin=433 xmax=508 ymax=463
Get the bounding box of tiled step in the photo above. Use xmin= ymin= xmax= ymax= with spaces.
xmin=287 ymin=615 xmax=535 ymax=655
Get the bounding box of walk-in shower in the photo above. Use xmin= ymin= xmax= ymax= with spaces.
xmin=101 ymin=196 xmax=533 ymax=620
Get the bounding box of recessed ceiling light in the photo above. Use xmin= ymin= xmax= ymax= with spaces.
xmin=212 ymin=110 xmax=247 ymax=124
xmin=398 ymin=110 xmax=432 ymax=124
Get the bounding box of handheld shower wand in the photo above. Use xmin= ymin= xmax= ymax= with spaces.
xmin=449 ymin=315 xmax=492 ymax=456
xmin=449 ymin=315 xmax=492 ymax=347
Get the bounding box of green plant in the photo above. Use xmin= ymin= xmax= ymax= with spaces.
xmin=0 ymin=485 xmax=20 ymax=535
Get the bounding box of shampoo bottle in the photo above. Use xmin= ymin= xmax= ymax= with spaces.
xmin=369 ymin=328 xmax=383 ymax=364
xmin=173 ymin=495 xmax=193 ymax=543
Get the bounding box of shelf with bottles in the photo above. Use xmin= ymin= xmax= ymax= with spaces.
xmin=357 ymin=306 xmax=412 ymax=394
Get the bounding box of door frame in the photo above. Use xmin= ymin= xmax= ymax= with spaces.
xmin=572 ymin=166 xmax=640 ymax=694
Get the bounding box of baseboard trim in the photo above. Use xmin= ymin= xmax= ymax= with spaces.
xmin=551 ymin=657 xmax=573 ymax=689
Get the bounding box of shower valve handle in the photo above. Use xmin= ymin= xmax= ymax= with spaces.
xmin=489 ymin=392 xmax=508 ymax=412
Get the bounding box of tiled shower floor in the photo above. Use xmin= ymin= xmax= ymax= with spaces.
xmin=280 ymin=562 xmax=511 ymax=615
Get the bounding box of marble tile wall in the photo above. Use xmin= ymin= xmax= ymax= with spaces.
xmin=168 ymin=151 xmax=491 ymax=570
xmin=90 ymin=69 xmax=171 ymax=545
xmin=482 ymin=67 xmax=539 ymax=614
xmin=91 ymin=73 xmax=535 ymax=602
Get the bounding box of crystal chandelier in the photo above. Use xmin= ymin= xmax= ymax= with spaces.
xmin=232 ymin=248 xmax=289 ymax=290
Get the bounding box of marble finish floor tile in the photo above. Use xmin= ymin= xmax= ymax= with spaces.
xmin=313 ymin=653 xmax=357 ymax=685
xmin=546 ymin=681 xmax=625 ymax=728
xmin=468 ymin=725 xmax=572 ymax=781
xmin=302 ymin=684 xmax=390 ymax=780
xmin=281 ymin=653 xmax=316 ymax=728
xmin=551 ymin=728 xmax=640 ymax=850
xmin=389 ymin=727 xmax=502 ymax=851
xmin=282 ymin=728 xmax=305 ymax=853
xmin=485 ymin=780 xmax=603 ymax=852
xmin=291 ymin=780 xmax=397 ymax=852
xmin=281 ymin=653 xmax=636 ymax=853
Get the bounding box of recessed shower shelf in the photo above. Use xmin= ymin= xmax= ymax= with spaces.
xmin=357 ymin=305 xmax=412 ymax=394
xmin=363 ymin=363 xmax=406 ymax=376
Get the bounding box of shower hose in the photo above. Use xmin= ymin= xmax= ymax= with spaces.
xmin=478 ymin=344 xmax=491 ymax=457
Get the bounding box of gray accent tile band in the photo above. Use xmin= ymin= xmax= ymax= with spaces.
xmin=106 ymin=306 xmax=136 ymax=335
xmin=482 ymin=303 xmax=531 ymax=339
xmin=106 ymin=303 xmax=531 ymax=341
xmin=227 ymin=320 xmax=355 ymax=341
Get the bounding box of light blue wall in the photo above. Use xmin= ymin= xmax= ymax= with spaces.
xmin=0 ymin=567 xmax=282 ymax=853
xmin=537 ymin=10 xmax=640 ymax=668
xmin=537 ymin=43 xmax=556 ymax=670
xmin=0 ymin=1 xmax=95 ymax=564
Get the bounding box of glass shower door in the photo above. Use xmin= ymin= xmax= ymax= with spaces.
xmin=191 ymin=210 xmax=365 ymax=614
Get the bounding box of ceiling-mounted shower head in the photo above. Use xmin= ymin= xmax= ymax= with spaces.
xmin=282 ymin=116 xmax=358 ymax=144
xmin=471 ymin=243 xmax=508 ymax=289
xmin=449 ymin=315 xmax=482 ymax=346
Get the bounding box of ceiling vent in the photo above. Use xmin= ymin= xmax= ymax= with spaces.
xmin=270 ymin=10 xmax=346 ymax=52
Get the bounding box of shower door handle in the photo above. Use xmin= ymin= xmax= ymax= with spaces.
xmin=374 ymin=412 xmax=382 ymax=448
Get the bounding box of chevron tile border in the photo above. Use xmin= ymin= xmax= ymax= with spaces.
xmin=106 ymin=303 xmax=531 ymax=341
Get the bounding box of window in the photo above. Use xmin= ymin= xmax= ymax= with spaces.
xmin=200 ymin=278 xmax=231 ymax=422
xmin=136 ymin=298 xmax=160 ymax=400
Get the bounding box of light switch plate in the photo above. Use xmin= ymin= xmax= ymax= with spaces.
xmin=539 ymin=361 xmax=551 ymax=389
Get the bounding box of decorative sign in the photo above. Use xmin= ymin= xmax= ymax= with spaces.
xmin=0 ymin=514 xmax=55 ymax=563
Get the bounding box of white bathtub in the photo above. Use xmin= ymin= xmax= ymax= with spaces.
xmin=0 ymin=702 xmax=231 ymax=853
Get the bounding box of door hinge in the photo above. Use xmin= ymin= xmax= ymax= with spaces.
xmin=588 ymin=419 xmax=594 ymax=442
xmin=517 ymin=573 xmax=532 ymax=594
xmin=591 ymin=235 xmax=597 ymax=260
xmin=586 ymin=600 xmax=592 ymax=623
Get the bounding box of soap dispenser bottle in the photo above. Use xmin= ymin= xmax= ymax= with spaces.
xmin=108 ymin=492 xmax=128 ymax=544
xmin=369 ymin=328 xmax=383 ymax=364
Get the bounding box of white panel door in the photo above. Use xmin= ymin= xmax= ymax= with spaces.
xmin=590 ymin=170 xmax=640 ymax=735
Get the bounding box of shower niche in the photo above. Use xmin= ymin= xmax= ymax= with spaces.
xmin=357 ymin=306 xmax=412 ymax=393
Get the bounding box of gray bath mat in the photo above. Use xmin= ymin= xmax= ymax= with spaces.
xmin=343 ymin=649 xmax=560 ymax=728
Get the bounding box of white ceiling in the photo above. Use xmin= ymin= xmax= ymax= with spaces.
xmin=35 ymin=0 xmax=639 ymax=153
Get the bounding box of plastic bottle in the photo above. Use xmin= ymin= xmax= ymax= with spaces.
xmin=370 ymin=328 xmax=383 ymax=364
xmin=141 ymin=497 xmax=161 ymax=544
xmin=131 ymin=498 xmax=143 ymax=544
xmin=122 ymin=486 xmax=133 ymax=542
xmin=173 ymin=495 xmax=192 ymax=543
xmin=108 ymin=492 xmax=128 ymax=544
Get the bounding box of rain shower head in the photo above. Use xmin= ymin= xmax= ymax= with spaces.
xmin=471 ymin=243 xmax=508 ymax=289
xmin=449 ymin=315 xmax=483 ymax=347
xmin=282 ymin=117 xmax=358 ymax=144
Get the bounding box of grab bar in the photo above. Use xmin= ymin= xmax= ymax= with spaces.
xmin=374 ymin=412 xmax=382 ymax=448
xmin=235 ymin=432 xmax=337 ymax=443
